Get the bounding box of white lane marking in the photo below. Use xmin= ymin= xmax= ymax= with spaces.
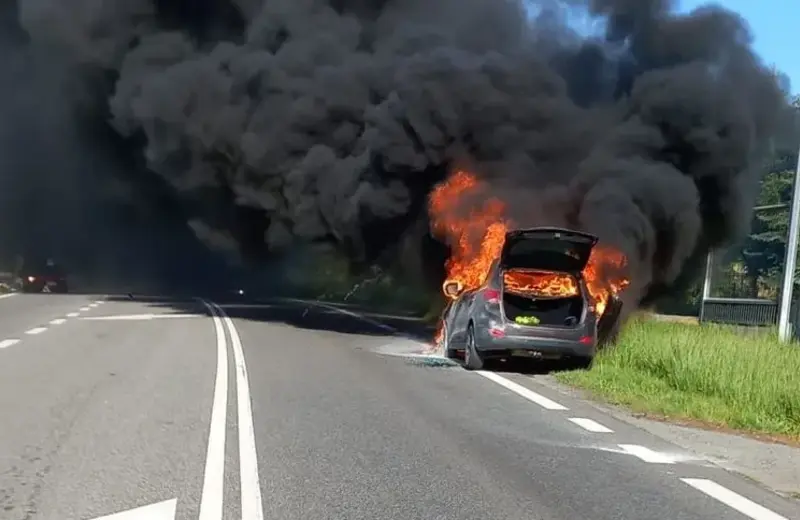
xmin=291 ymin=299 xmax=397 ymax=332
xmin=49 ymin=318 xmax=67 ymax=325
xmin=80 ymin=306 xmax=90 ymax=311
xmin=568 ymin=417 xmax=613 ymax=433
xmin=88 ymin=498 xmax=177 ymax=520
xmin=94 ymin=300 xmax=104 ymax=305
xmin=618 ymin=444 xmax=676 ymax=464
xmin=197 ymin=301 xmax=229 ymax=520
xmin=89 ymin=303 xmax=99 ymax=308
xmin=213 ymin=301 xmax=264 ymax=519
xmin=80 ymin=313 xmax=201 ymax=321
xmin=67 ymin=312 xmax=80 ymax=317
xmin=25 ymin=327 xmax=47 ymax=335
xmin=681 ymin=478 xmax=788 ymax=520
xmin=217 ymin=303 xmax=276 ymax=309
xmin=0 ymin=339 xmax=20 ymax=348
xmin=0 ymin=293 xmax=16 ymax=299
xmin=476 ymin=371 xmax=568 ymax=410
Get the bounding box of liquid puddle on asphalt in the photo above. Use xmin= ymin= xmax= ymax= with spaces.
xmin=371 ymin=338 xmax=461 ymax=368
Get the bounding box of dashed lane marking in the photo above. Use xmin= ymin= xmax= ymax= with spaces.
xmin=0 ymin=339 xmax=20 ymax=348
xmin=568 ymin=417 xmax=614 ymax=433
xmin=25 ymin=327 xmax=47 ymax=335
xmin=681 ymin=478 xmax=789 ymax=520
xmin=80 ymin=307 xmax=90 ymax=311
xmin=49 ymin=318 xmax=67 ymax=325
xmin=618 ymin=444 xmax=677 ymax=464
xmin=67 ymin=312 xmax=80 ymax=317
xmin=476 ymin=371 xmax=569 ymax=410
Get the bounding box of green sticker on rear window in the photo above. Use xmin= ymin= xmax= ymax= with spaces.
xmin=515 ymin=315 xmax=540 ymax=325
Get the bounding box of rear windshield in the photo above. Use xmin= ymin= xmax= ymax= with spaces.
xmin=503 ymin=269 xmax=579 ymax=298
xmin=502 ymin=240 xmax=588 ymax=271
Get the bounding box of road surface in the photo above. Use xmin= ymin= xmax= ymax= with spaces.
xmin=0 ymin=292 xmax=797 ymax=520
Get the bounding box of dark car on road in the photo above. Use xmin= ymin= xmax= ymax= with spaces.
xmin=20 ymin=259 xmax=69 ymax=293
xmin=440 ymin=227 xmax=622 ymax=370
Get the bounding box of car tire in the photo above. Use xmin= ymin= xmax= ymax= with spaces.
xmin=463 ymin=323 xmax=484 ymax=371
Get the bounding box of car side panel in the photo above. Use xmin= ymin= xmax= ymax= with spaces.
xmin=449 ymin=293 xmax=474 ymax=346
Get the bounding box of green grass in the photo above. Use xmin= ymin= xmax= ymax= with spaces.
xmin=556 ymin=318 xmax=800 ymax=440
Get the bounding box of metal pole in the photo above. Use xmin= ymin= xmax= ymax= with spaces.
xmin=777 ymin=143 xmax=800 ymax=341
xmin=699 ymin=251 xmax=713 ymax=323
xmin=702 ymin=252 xmax=713 ymax=299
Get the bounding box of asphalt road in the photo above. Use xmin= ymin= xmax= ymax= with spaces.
xmin=0 ymin=292 xmax=797 ymax=520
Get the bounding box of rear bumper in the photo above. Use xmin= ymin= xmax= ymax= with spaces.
xmin=473 ymin=325 xmax=596 ymax=359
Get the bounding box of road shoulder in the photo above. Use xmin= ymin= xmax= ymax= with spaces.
xmin=534 ymin=373 xmax=800 ymax=499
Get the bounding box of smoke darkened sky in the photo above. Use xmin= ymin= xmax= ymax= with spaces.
xmin=3 ymin=0 xmax=791 ymax=302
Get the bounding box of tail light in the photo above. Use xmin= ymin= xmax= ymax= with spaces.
xmin=489 ymin=327 xmax=506 ymax=338
xmin=483 ymin=288 xmax=501 ymax=304
xmin=579 ymin=336 xmax=593 ymax=345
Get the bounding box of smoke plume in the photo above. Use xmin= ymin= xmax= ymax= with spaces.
xmin=7 ymin=0 xmax=790 ymax=302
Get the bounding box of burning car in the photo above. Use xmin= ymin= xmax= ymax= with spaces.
xmin=438 ymin=227 xmax=622 ymax=370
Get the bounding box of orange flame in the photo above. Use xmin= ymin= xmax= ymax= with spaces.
xmin=429 ymin=170 xmax=510 ymax=293
xmin=503 ymin=270 xmax=579 ymax=298
xmin=428 ymin=170 xmax=629 ymax=317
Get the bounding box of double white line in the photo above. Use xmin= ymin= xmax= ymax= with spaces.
xmin=198 ymin=300 xmax=263 ymax=520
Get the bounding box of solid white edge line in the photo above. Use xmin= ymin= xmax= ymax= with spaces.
xmin=213 ymin=302 xmax=264 ymax=520
xmin=292 ymin=299 xmax=397 ymax=332
xmin=0 ymin=339 xmax=20 ymax=348
xmin=475 ymin=371 xmax=568 ymax=410
xmin=197 ymin=300 xmax=229 ymax=520
xmin=680 ymin=478 xmax=788 ymax=520
xmin=568 ymin=417 xmax=613 ymax=433
xmin=25 ymin=327 xmax=47 ymax=335
xmin=618 ymin=444 xmax=676 ymax=464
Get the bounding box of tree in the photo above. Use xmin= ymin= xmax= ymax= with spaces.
xmin=741 ymin=96 xmax=800 ymax=295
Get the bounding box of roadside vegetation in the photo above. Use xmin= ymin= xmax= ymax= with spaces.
xmin=282 ymin=247 xmax=436 ymax=316
xmin=556 ymin=317 xmax=800 ymax=441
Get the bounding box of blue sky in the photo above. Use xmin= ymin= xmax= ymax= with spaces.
xmin=680 ymin=1 xmax=796 ymax=94
xmin=529 ymin=1 xmax=797 ymax=95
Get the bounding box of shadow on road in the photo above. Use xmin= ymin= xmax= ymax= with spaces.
xmin=101 ymin=294 xmax=436 ymax=342
xmin=98 ymin=293 xmax=584 ymax=375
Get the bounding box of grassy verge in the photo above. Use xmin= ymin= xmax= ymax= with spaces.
xmin=555 ymin=317 xmax=800 ymax=441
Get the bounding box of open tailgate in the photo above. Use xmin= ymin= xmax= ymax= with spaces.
xmin=500 ymin=227 xmax=598 ymax=272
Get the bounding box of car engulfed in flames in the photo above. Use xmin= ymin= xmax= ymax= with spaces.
xmin=427 ymin=170 xmax=629 ymax=365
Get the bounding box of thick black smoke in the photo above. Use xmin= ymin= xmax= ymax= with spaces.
xmin=0 ymin=0 xmax=236 ymax=293
xmin=11 ymin=0 xmax=790 ymax=303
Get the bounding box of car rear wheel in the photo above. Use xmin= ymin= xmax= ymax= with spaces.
xmin=463 ymin=324 xmax=484 ymax=371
